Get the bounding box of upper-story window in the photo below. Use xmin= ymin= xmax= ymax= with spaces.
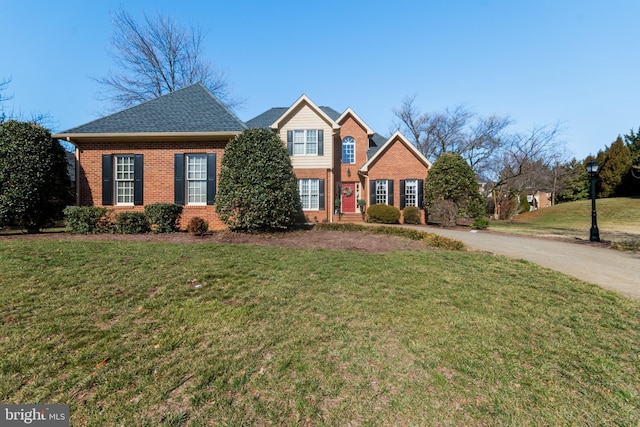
xmin=287 ymin=130 xmax=324 ymax=156
xmin=342 ymin=136 xmax=355 ymax=164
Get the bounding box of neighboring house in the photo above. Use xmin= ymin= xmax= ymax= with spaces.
xmin=53 ymin=84 xmax=431 ymax=229
xmin=527 ymin=190 xmax=552 ymax=210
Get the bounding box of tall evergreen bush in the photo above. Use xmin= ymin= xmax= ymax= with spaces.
xmin=216 ymin=128 xmax=301 ymax=231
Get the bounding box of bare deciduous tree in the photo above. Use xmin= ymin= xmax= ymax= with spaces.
xmin=0 ymin=77 xmax=13 ymax=123
xmin=94 ymin=10 xmax=237 ymax=110
xmin=494 ymin=123 xmax=565 ymax=190
xmin=393 ymin=95 xmax=512 ymax=173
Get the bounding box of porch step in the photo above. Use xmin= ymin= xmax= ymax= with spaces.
xmin=335 ymin=213 xmax=365 ymax=223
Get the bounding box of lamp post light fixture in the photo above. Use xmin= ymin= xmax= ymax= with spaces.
xmin=586 ymin=161 xmax=600 ymax=242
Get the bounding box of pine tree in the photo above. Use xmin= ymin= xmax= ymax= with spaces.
xmin=598 ymin=136 xmax=631 ymax=197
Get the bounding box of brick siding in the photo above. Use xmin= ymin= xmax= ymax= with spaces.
xmin=75 ymin=139 xmax=229 ymax=230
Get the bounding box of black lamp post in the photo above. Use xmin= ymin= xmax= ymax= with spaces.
xmin=586 ymin=161 xmax=600 ymax=242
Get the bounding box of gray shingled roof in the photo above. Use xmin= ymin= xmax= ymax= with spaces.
xmin=367 ymin=133 xmax=387 ymax=159
xmin=57 ymin=83 xmax=246 ymax=134
xmin=246 ymin=106 xmax=342 ymax=129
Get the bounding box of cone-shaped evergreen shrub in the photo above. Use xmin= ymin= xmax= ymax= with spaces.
xmin=424 ymin=152 xmax=484 ymax=225
xmin=216 ymin=128 xmax=302 ymax=231
xmin=0 ymin=120 xmax=71 ymax=232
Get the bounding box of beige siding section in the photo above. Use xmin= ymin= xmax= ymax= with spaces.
xmin=279 ymin=104 xmax=333 ymax=169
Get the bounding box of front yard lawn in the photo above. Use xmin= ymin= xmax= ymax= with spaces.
xmin=1 ymin=237 xmax=638 ymax=425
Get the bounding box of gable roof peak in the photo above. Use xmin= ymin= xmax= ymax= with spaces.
xmin=337 ymin=108 xmax=375 ymax=135
xmin=359 ymin=131 xmax=432 ymax=173
xmin=269 ymin=94 xmax=340 ymax=130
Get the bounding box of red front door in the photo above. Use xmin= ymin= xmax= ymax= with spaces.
xmin=341 ymin=183 xmax=356 ymax=212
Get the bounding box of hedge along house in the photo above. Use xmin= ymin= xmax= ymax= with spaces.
xmin=247 ymin=95 xmax=432 ymax=224
xmin=55 ymin=84 xmax=431 ymax=229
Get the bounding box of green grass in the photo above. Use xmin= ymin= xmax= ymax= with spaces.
xmin=1 ymin=238 xmax=639 ymax=425
xmin=490 ymin=197 xmax=640 ymax=246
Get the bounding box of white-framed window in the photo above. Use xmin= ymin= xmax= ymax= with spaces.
xmin=115 ymin=155 xmax=135 ymax=205
xmin=342 ymin=136 xmax=355 ymax=164
xmin=376 ymin=179 xmax=388 ymax=205
xmin=186 ymin=154 xmax=207 ymax=205
xmin=291 ymin=130 xmax=321 ymax=155
xmin=404 ymin=179 xmax=418 ymax=207
xmin=299 ymin=178 xmax=319 ymax=210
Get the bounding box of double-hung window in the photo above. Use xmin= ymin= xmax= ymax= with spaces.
xmin=186 ymin=155 xmax=207 ymax=205
xmin=287 ymin=130 xmax=324 ymax=156
xmin=376 ymin=180 xmax=389 ymax=205
xmin=370 ymin=179 xmax=394 ymax=206
xmin=115 ymin=155 xmax=135 ymax=205
xmin=102 ymin=154 xmax=143 ymax=206
xmin=342 ymin=136 xmax=355 ymax=164
xmin=404 ymin=179 xmax=418 ymax=207
xmin=400 ymin=179 xmax=424 ymax=209
xmin=298 ymin=178 xmax=325 ymax=210
xmin=174 ymin=153 xmax=216 ymax=206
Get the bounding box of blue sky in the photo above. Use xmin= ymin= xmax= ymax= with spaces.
xmin=2 ymin=0 xmax=639 ymax=159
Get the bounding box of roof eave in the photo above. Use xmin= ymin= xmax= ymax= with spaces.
xmin=53 ymin=131 xmax=243 ymax=143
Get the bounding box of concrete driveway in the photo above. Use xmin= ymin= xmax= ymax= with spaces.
xmin=411 ymin=225 xmax=640 ymax=300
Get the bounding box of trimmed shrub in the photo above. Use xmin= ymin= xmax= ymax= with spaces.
xmin=472 ymin=217 xmax=489 ymax=230
xmin=144 ymin=203 xmax=183 ymax=233
xmin=366 ymin=204 xmax=401 ymax=224
xmin=424 ymin=152 xmax=484 ymax=225
xmin=402 ymin=206 xmax=421 ymax=224
xmin=0 ymin=120 xmax=72 ymax=232
xmin=64 ymin=206 xmax=110 ymax=234
xmin=187 ymin=216 xmax=208 ymax=236
xmin=114 ymin=212 xmax=149 ymax=234
xmin=217 ymin=128 xmax=301 ymax=231
xmin=428 ymin=199 xmax=457 ymax=227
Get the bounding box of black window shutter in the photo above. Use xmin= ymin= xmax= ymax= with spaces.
xmin=207 ymin=153 xmax=217 ymax=205
xmin=388 ymin=180 xmax=394 ymax=206
xmin=370 ymin=180 xmax=376 ymax=205
xmin=287 ymin=130 xmax=293 ymax=155
xmin=317 ymin=129 xmax=324 ymax=156
xmin=133 ymin=154 xmax=144 ymax=206
xmin=400 ymin=180 xmax=406 ymax=209
xmin=102 ymin=154 xmax=113 ymax=206
xmin=417 ymin=179 xmax=424 ymax=208
xmin=318 ymin=179 xmax=325 ymax=210
xmin=174 ymin=154 xmax=184 ymax=205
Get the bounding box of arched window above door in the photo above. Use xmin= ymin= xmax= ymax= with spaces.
xmin=342 ymin=136 xmax=355 ymax=164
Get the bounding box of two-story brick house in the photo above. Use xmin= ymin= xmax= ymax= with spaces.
xmin=247 ymin=94 xmax=431 ymax=224
xmin=54 ymin=84 xmax=431 ymax=229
